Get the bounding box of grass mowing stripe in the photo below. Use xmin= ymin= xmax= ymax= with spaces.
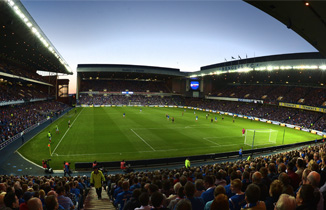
xmin=18 ymin=107 xmax=319 ymax=169
xmin=202 ymin=138 xmax=220 ymax=146
xmin=52 ymin=108 xmax=84 ymax=155
xmin=130 ymin=129 xmax=156 ymax=151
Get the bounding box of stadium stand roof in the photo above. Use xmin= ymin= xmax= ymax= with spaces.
xmin=77 ymin=64 xmax=184 ymax=77
xmin=201 ymin=52 xmax=325 ymax=70
xmin=245 ymin=1 xmax=326 ymax=57
xmin=0 ymin=0 xmax=72 ymax=75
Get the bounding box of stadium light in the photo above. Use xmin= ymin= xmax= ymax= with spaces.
xmin=319 ymin=65 xmax=326 ymax=70
xmin=280 ymin=66 xmax=292 ymax=70
xmin=267 ymin=66 xmax=273 ymax=71
xmin=7 ymin=0 xmax=14 ymax=7
xmin=6 ymin=0 xmax=72 ymax=74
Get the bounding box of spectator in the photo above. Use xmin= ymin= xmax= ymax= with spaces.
xmin=123 ymin=188 xmax=141 ymax=210
xmin=27 ymin=197 xmax=43 ymax=210
xmin=307 ymin=171 xmax=324 ymax=210
xmin=296 ymin=184 xmax=320 ymax=210
xmin=184 ymin=182 xmax=205 ymax=210
xmin=175 ymin=199 xmax=192 ymax=210
xmin=252 ymin=172 xmax=269 ymax=201
xmin=229 ymin=179 xmax=245 ymax=210
xmin=278 ymin=173 xmax=294 ymax=196
xmin=295 ymin=158 xmax=305 ymax=180
xmin=44 ymin=195 xmax=59 ymax=210
xmin=135 ymin=192 xmax=151 ymax=210
xmin=167 ymin=186 xmax=184 ymax=210
xmin=287 ymin=161 xmax=300 ymax=190
xmin=56 ymin=186 xmax=74 ymax=210
xmin=210 ymin=194 xmax=229 ymax=210
xmin=200 ymin=175 xmax=215 ymax=203
xmin=242 ymin=184 xmax=266 ymax=210
xmin=150 ymin=191 xmax=168 ymax=210
xmin=194 ymin=179 xmax=205 ymax=197
xmin=274 ymin=194 xmax=296 ymax=210
xmin=166 ymin=182 xmax=181 ymax=204
xmin=264 ymin=180 xmax=283 ymax=210
xmin=114 ymin=181 xmax=132 ymax=210
xmin=19 ymin=191 xmax=33 ymax=210
xmin=3 ymin=191 xmax=19 ymax=210
xmin=204 ymin=185 xmax=226 ymax=210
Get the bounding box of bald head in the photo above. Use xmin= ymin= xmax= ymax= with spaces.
xmin=307 ymin=171 xmax=320 ymax=187
xmin=27 ymin=197 xmax=43 ymax=210
xmin=252 ymin=172 xmax=262 ymax=183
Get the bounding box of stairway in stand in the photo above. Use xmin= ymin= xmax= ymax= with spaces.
xmin=83 ymin=187 xmax=116 ymax=210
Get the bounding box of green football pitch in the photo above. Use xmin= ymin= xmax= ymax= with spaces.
xmin=18 ymin=107 xmax=318 ymax=169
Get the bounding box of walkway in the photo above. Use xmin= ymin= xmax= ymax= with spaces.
xmin=83 ymin=188 xmax=116 ymax=210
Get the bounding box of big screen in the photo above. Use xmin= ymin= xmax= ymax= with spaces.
xmin=190 ymin=81 xmax=199 ymax=90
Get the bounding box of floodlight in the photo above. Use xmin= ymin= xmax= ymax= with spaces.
xmin=7 ymin=0 xmax=15 ymax=7
xmin=319 ymin=65 xmax=326 ymax=70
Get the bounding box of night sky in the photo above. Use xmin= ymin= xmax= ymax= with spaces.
xmin=21 ymin=0 xmax=317 ymax=93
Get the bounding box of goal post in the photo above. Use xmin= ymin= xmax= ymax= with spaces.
xmin=129 ymin=101 xmax=141 ymax=106
xmin=244 ymin=129 xmax=278 ymax=147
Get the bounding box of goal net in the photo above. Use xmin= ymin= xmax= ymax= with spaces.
xmin=129 ymin=101 xmax=141 ymax=106
xmin=244 ymin=129 xmax=278 ymax=147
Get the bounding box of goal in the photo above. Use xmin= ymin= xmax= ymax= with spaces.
xmin=129 ymin=101 xmax=141 ymax=106
xmin=244 ymin=129 xmax=278 ymax=147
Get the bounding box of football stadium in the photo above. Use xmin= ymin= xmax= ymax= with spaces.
xmin=1 ymin=1 xmax=326 ymax=210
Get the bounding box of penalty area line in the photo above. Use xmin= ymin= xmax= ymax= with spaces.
xmin=51 ymin=108 xmax=84 ymax=156
xmin=131 ymin=129 xmax=156 ymax=151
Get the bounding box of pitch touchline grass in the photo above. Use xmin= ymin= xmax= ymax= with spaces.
xmin=18 ymin=107 xmax=319 ymax=169
xmin=130 ymin=129 xmax=156 ymax=151
xmin=52 ymin=108 xmax=84 ymax=155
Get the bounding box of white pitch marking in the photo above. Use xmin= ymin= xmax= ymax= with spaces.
xmin=16 ymin=151 xmax=43 ymax=169
xmin=51 ymin=108 xmax=84 ymax=156
xmin=202 ymin=138 xmax=220 ymax=146
xmin=130 ymin=129 xmax=156 ymax=151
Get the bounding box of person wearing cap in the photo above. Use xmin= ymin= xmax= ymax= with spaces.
xmin=90 ymin=165 xmax=105 ymax=199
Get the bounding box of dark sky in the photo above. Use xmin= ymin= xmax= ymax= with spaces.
xmin=21 ymin=0 xmax=317 ymax=93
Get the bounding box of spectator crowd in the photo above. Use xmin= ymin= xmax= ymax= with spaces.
xmin=0 ymin=101 xmax=69 ymax=145
xmin=104 ymin=142 xmax=326 ymax=210
xmin=0 ymin=175 xmax=89 ymax=210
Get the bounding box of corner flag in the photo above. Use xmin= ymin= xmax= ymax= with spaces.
xmin=48 ymin=144 xmax=51 ymax=156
